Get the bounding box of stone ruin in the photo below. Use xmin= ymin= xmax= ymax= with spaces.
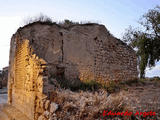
xmin=0 ymin=67 xmax=8 ymax=89
xmin=6 ymin=22 xmax=137 ymax=120
xmin=2 ymin=67 xmax=8 ymax=88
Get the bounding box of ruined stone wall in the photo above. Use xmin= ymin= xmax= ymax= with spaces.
xmin=62 ymin=25 xmax=137 ymax=84
xmin=93 ymin=26 xmax=137 ymax=83
xmin=8 ymin=34 xmax=48 ymax=120
xmin=13 ymin=23 xmax=137 ymax=85
xmin=1 ymin=67 xmax=8 ymax=87
xmin=0 ymin=67 xmax=8 ymax=88
xmin=8 ymin=22 xmax=138 ymax=119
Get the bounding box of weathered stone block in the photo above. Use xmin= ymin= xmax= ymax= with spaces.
xmin=50 ymin=102 xmax=58 ymax=113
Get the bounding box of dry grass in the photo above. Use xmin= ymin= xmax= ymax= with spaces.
xmin=23 ymin=13 xmax=54 ymax=26
xmin=22 ymin=14 xmax=98 ymax=29
xmin=48 ymin=88 xmax=132 ymax=120
xmin=47 ymin=77 xmax=160 ymax=119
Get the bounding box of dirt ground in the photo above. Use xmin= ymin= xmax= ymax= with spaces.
xmin=0 ymin=80 xmax=160 ymax=120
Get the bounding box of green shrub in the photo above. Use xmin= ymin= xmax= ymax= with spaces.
xmin=104 ymin=81 xmax=120 ymax=93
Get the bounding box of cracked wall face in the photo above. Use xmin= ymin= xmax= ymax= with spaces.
xmin=13 ymin=23 xmax=137 ymax=85
xmin=8 ymin=36 xmax=48 ymax=120
xmin=61 ymin=25 xmax=138 ymax=84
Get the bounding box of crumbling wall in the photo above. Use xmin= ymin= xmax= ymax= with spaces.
xmin=14 ymin=23 xmax=137 ymax=84
xmin=8 ymin=34 xmax=48 ymax=120
xmin=8 ymin=22 xmax=138 ymax=120
xmin=61 ymin=25 xmax=137 ymax=84
xmin=92 ymin=26 xmax=138 ymax=83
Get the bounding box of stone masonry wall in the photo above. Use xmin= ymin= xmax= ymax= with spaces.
xmin=62 ymin=25 xmax=137 ymax=84
xmin=14 ymin=23 xmax=137 ymax=84
xmin=0 ymin=67 xmax=8 ymax=89
xmin=8 ymin=22 xmax=138 ymax=119
xmin=8 ymin=34 xmax=48 ymax=120
xmin=2 ymin=67 xmax=8 ymax=87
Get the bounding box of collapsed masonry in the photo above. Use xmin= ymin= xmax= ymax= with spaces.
xmin=8 ymin=22 xmax=138 ymax=120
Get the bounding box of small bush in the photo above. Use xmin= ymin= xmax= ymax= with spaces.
xmin=78 ymin=80 xmax=102 ymax=91
xmin=23 ymin=13 xmax=54 ymax=26
xmin=49 ymin=74 xmax=103 ymax=91
xmin=104 ymin=81 xmax=120 ymax=93
xmin=151 ymin=76 xmax=160 ymax=81
xmin=120 ymin=78 xmax=138 ymax=86
xmin=49 ymin=74 xmax=122 ymax=93
xmin=23 ymin=14 xmax=98 ymax=28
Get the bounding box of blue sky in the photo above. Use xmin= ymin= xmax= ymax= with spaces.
xmin=0 ymin=0 xmax=160 ymax=77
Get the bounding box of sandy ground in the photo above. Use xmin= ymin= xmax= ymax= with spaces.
xmin=126 ymin=81 xmax=160 ymax=112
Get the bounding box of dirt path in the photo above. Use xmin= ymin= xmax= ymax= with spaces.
xmin=126 ymin=81 xmax=160 ymax=112
xmin=120 ymin=80 xmax=160 ymax=119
